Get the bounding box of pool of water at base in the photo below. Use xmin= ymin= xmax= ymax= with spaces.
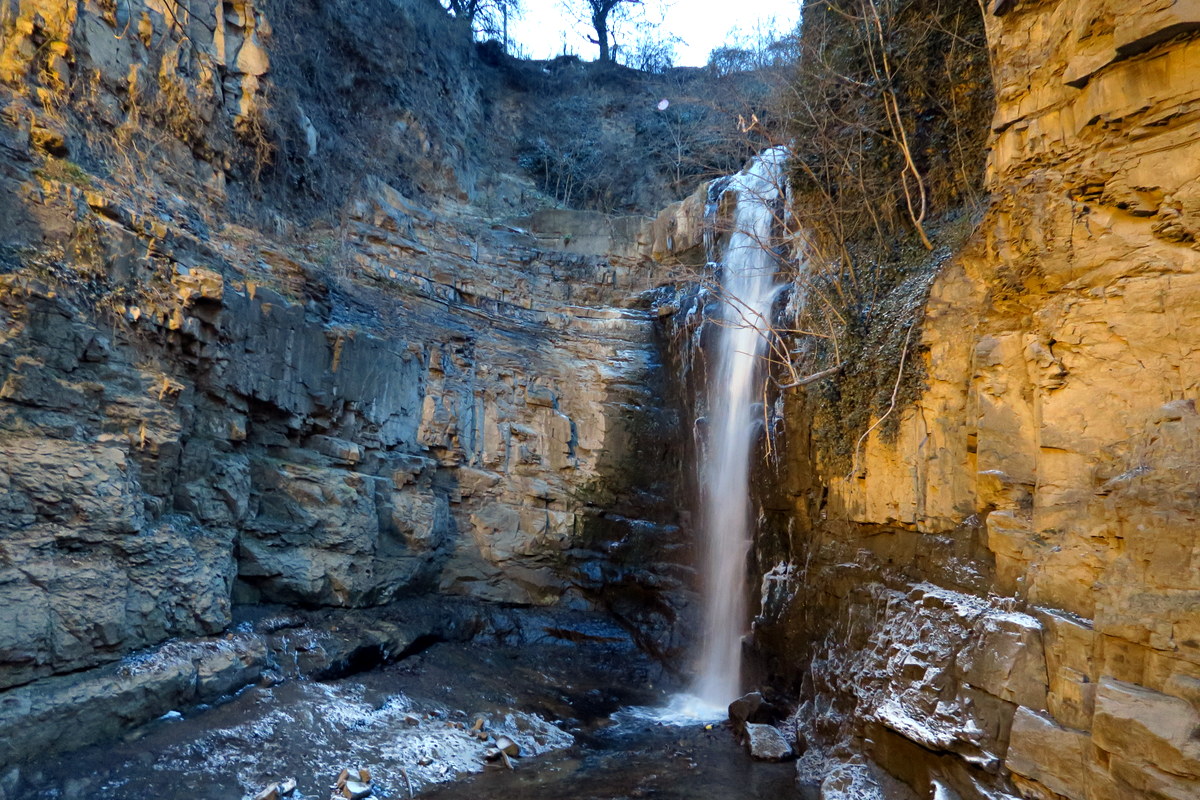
xmin=423 ymin=715 xmax=813 ymax=800
xmin=18 ymin=642 xmax=814 ymax=800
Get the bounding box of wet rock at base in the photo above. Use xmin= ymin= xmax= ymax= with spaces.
xmin=252 ymin=784 xmax=280 ymax=800
xmin=818 ymin=761 xmax=923 ymax=800
xmin=253 ymin=778 xmax=297 ymax=800
xmin=335 ymin=768 xmax=373 ymax=799
xmin=819 ymin=764 xmax=883 ymax=800
xmin=744 ymin=723 xmax=794 ymax=761
xmin=729 ymin=691 xmax=785 ymax=738
xmin=340 ymin=780 xmax=372 ymax=800
xmin=494 ymin=735 xmax=520 ymax=758
xmin=729 ymin=692 xmax=763 ymax=734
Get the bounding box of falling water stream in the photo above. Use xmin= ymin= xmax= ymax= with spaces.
xmin=692 ymin=146 xmax=790 ymax=710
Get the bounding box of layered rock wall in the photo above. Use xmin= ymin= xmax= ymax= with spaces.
xmin=0 ymin=174 xmax=684 ymax=684
xmin=754 ymin=2 xmax=1200 ymax=799
xmin=0 ymin=0 xmax=689 ymax=763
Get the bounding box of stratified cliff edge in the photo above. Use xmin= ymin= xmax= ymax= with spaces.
xmin=744 ymin=2 xmax=1200 ymax=799
xmin=0 ymin=0 xmax=694 ymax=768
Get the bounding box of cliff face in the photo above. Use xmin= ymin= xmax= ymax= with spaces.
xmin=752 ymin=2 xmax=1200 ymax=799
xmin=0 ymin=0 xmax=692 ymax=766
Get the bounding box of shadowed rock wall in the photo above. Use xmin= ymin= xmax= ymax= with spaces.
xmin=0 ymin=175 xmax=686 ymax=674
xmin=0 ymin=0 xmax=690 ymax=766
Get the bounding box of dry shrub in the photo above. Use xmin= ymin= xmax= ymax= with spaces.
xmin=775 ymin=0 xmax=993 ymax=470
xmin=511 ymin=59 xmax=779 ymax=213
xmin=782 ymin=0 xmax=991 ymax=265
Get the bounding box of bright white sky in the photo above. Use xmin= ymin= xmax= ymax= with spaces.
xmin=507 ymin=0 xmax=802 ymax=67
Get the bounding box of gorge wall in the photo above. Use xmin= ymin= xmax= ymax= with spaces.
xmin=2 ymin=1 xmax=1199 ymax=800
xmin=739 ymin=2 xmax=1200 ymax=799
xmin=0 ymin=0 xmax=696 ymax=768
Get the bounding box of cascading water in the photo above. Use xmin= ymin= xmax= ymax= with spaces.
xmin=692 ymin=146 xmax=789 ymax=709
xmin=625 ymin=147 xmax=790 ymax=725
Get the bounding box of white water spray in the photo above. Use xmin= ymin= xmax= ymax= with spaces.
xmin=691 ymin=146 xmax=789 ymax=709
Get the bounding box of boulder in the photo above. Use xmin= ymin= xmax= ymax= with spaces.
xmin=728 ymin=691 xmax=764 ymax=733
xmin=251 ymin=784 xmax=279 ymax=800
xmin=341 ymin=780 xmax=372 ymax=800
xmin=744 ymin=723 xmax=794 ymax=761
xmin=729 ymin=690 xmax=785 ymax=737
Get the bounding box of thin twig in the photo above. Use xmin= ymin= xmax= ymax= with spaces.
xmin=775 ymin=361 xmax=846 ymax=389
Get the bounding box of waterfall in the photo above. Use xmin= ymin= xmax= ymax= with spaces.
xmin=692 ymin=146 xmax=789 ymax=708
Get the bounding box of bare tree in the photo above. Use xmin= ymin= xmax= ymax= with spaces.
xmin=578 ymin=0 xmax=642 ymax=61
xmin=444 ymin=0 xmax=519 ymax=43
xmin=618 ymin=31 xmax=679 ymax=72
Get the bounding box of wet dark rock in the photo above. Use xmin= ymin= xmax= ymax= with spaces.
xmin=0 ymin=599 xmax=643 ymax=769
xmin=0 ymin=634 xmax=266 ymax=768
xmin=744 ymin=723 xmax=794 ymax=762
xmin=728 ymin=691 xmax=786 ymax=740
xmin=0 ymin=768 xmax=18 ymax=800
xmin=340 ymin=780 xmax=372 ymax=799
xmin=336 ymin=768 xmax=373 ymax=799
xmin=728 ymin=692 xmax=764 ymax=734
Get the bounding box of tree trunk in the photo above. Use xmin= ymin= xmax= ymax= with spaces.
xmin=593 ymin=12 xmax=610 ymax=61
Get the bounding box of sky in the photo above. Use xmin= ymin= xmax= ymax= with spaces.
xmin=506 ymin=0 xmax=803 ymax=67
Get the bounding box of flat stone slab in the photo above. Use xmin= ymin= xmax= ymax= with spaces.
xmin=745 ymin=723 xmax=794 ymax=761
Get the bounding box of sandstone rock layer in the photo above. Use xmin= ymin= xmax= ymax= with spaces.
xmin=757 ymin=3 xmax=1200 ymax=799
